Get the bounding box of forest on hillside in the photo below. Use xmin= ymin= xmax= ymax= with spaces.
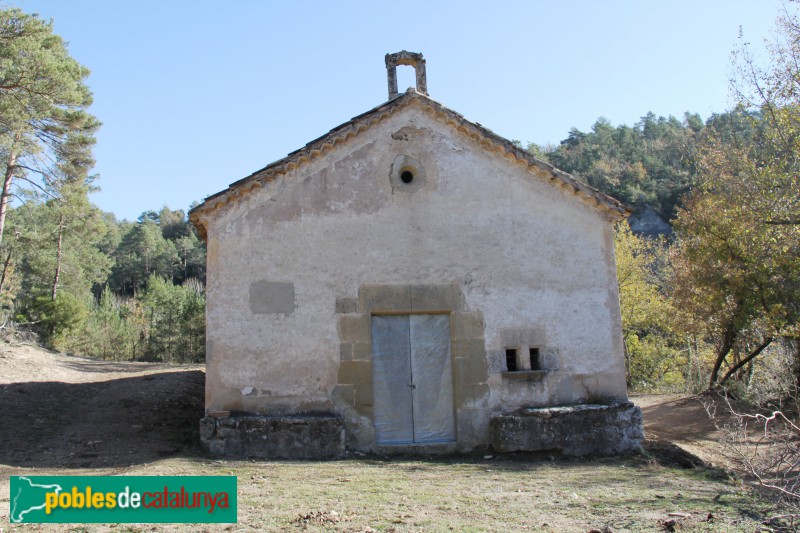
xmin=0 ymin=6 xmax=798 ymax=404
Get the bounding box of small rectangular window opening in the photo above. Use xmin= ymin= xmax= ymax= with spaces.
xmin=505 ymin=348 xmax=518 ymax=372
xmin=529 ymin=347 xmax=541 ymax=370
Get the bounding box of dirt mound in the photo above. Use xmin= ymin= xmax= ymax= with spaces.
xmin=0 ymin=340 xmax=204 ymax=468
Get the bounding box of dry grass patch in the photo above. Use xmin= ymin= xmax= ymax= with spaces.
xmin=3 ymin=453 xmax=767 ymax=532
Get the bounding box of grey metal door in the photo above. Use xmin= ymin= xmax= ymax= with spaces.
xmin=371 ymin=314 xmax=455 ymax=445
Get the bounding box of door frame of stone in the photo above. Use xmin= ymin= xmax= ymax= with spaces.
xmin=335 ymin=284 xmax=489 ymax=451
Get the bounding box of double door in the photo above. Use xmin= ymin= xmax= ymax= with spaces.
xmin=371 ymin=314 xmax=456 ymax=445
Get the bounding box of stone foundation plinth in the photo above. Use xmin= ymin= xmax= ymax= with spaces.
xmin=490 ymin=402 xmax=643 ymax=456
xmin=200 ymin=414 xmax=345 ymax=459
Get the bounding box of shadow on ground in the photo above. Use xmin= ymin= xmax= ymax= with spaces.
xmin=0 ymin=370 xmax=204 ymax=468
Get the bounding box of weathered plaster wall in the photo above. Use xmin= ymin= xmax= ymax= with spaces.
xmin=201 ymin=103 xmax=627 ymax=450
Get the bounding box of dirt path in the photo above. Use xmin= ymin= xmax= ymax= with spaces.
xmin=0 ymin=341 xmax=204 ymax=468
xmin=631 ymin=393 xmax=732 ymax=468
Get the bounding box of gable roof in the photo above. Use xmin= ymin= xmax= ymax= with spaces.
xmin=189 ymin=89 xmax=630 ymax=240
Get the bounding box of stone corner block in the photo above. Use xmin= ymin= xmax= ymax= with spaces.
xmin=354 ymin=383 xmax=374 ymax=408
xmin=359 ymin=285 xmax=412 ymax=312
xmin=453 ymin=338 xmax=487 ymax=360
xmin=410 ymin=284 xmax=464 ymax=311
xmin=352 ymin=342 xmax=371 ymax=361
xmin=338 ymin=360 xmax=372 ymax=385
xmin=339 ymin=343 xmax=353 ymax=361
xmin=335 ymin=297 xmax=358 ymax=314
xmin=455 ymin=352 xmax=489 ymax=386
xmin=452 ymin=312 xmax=485 ymax=340
xmin=338 ymin=315 xmax=370 ymax=343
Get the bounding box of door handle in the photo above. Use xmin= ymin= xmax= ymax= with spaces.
xmin=408 ymin=383 xmax=417 ymax=389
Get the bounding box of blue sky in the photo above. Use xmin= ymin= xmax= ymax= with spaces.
xmin=11 ymin=0 xmax=783 ymax=221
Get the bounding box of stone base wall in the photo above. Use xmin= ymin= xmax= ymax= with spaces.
xmin=489 ymin=402 xmax=643 ymax=456
xmin=200 ymin=414 xmax=345 ymax=459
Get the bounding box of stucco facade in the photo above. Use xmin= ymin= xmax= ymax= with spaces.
xmin=190 ymin=53 xmax=641 ymax=456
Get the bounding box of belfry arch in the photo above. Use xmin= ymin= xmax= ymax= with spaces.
xmin=385 ymin=51 xmax=427 ymax=99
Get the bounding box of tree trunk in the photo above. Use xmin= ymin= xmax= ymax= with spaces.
xmin=719 ymin=337 xmax=774 ymax=385
xmin=0 ymin=141 xmax=19 ymax=250
xmin=709 ymin=320 xmax=739 ymax=387
xmin=51 ymin=214 xmax=65 ymax=301
xmin=0 ymin=247 xmax=13 ymax=296
xmin=686 ymin=336 xmax=695 ymax=389
xmin=794 ymin=339 xmax=800 ymax=393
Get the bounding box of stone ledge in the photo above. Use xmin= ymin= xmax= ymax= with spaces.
xmin=376 ymin=441 xmax=458 ymax=455
xmin=490 ymin=402 xmax=643 ymax=456
xmin=200 ymin=414 xmax=345 ymax=459
xmin=501 ymin=370 xmax=549 ymax=381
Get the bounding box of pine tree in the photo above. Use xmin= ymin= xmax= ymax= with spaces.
xmin=0 ymin=8 xmax=99 ymax=249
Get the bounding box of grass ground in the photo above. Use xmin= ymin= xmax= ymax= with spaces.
xmin=1 ymin=453 xmax=776 ymax=532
